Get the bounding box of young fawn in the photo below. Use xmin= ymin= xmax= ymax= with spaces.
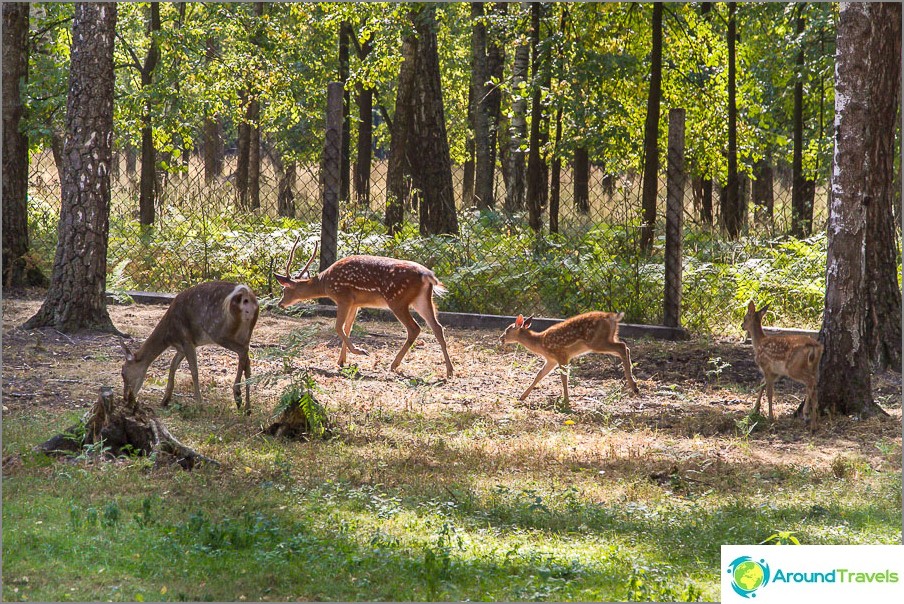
xmin=741 ymin=301 xmax=823 ymax=425
xmin=120 ymin=281 xmax=259 ymax=414
xmin=273 ymin=239 xmax=454 ymax=377
xmin=500 ymin=312 xmax=639 ymax=403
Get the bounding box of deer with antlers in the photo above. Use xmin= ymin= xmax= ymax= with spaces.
xmin=273 ymin=238 xmax=454 ymax=378
xmin=500 ymin=312 xmax=639 ymax=403
xmin=741 ymin=301 xmax=823 ymax=426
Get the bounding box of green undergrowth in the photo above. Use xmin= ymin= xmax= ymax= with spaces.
xmin=4 ymin=409 xmax=900 ymax=602
xmin=25 ymin=205 xmax=843 ymax=335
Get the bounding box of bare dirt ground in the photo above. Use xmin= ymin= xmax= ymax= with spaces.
xmin=4 ymin=293 xmax=901 ymax=480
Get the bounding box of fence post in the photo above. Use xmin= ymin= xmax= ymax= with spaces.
xmin=663 ymin=108 xmax=686 ymax=328
xmin=320 ymin=82 xmax=343 ymax=271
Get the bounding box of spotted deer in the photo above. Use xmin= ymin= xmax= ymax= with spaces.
xmin=273 ymin=239 xmax=454 ymax=377
xmin=120 ymin=281 xmax=259 ymax=414
xmin=500 ymin=312 xmax=639 ymax=403
xmin=741 ymin=301 xmax=823 ymax=426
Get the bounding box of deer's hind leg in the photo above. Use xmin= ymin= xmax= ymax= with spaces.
xmin=412 ymin=290 xmax=454 ymax=378
xmin=389 ymin=305 xmax=421 ymax=372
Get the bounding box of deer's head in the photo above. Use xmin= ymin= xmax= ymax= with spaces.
xmin=741 ymin=301 xmax=769 ymax=336
xmin=500 ymin=314 xmax=533 ymax=346
xmin=120 ymin=338 xmax=148 ymax=404
xmin=273 ymin=238 xmax=320 ymax=308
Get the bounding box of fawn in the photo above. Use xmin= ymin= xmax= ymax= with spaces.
xmin=741 ymin=301 xmax=823 ymax=425
xmin=120 ymin=281 xmax=259 ymax=413
xmin=273 ymin=238 xmax=454 ymax=377
xmin=500 ymin=312 xmax=639 ymax=403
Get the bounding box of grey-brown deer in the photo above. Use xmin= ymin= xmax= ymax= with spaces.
xmin=741 ymin=301 xmax=823 ymax=426
xmin=273 ymin=239 xmax=454 ymax=377
xmin=500 ymin=312 xmax=639 ymax=403
xmin=120 ymin=281 xmax=259 ymax=414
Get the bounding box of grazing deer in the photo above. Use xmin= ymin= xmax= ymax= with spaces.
xmin=273 ymin=239 xmax=454 ymax=378
xmin=500 ymin=312 xmax=639 ymax=403
xmin=741 ymin=301 xmax=823 ymax=426
xmin=120 ymin=281 xmax=259 ymax=414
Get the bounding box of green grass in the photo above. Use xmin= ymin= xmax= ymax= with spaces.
xmin=4 ymin=408 xmax=900 ymax=602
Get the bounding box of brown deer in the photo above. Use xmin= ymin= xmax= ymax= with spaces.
xmin=273 ymin=239 xmax=454 ymax=378
xmin=120 ymin=281 xmax=259 ymax=414
xmin=500 ymin=312 xmax=639 ymax=403
xmin=741 ymin=301 xmax=823 ymax=426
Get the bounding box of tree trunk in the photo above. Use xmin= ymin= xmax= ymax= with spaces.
xmin=2 ymin=2 xmax=42 ymax=288
xmin=236 ymin=94 xmax=250 ymax=207
xmin=639 ymin=2 xmax=664 ymax=253
xmin=247 ymin=2 xmax=263 ymax=211
xmin=339 ymin=20 xmax=351 ymax=203
xmin=462 ymin=87 xmax=475 ymax=206
xmin=864 ymin=1 xmax=902 ymax=371
xmin=486 ymin=2 xmax=506 ymax=208
xmin=385 ymin=31 xmax=418 ymax=234
xmin=354 ymin=36 xmax=373 ymax=207
xmin=410 ymin=5 xmax=458 ymax=236
xmin=818 ymin=2 xmax=878 ymax=417
xmin=471 ymin=2 xmax=494 ymax=209
xmin=24 ymin=3 xmax=118 ymax=333
xmin=549 ymin=106 xmax=563 ymax=234
xmin=526 ymin=1 xmax=549 ymax=232
xmin=125 ymin=144 xmax=137 ymax=176
xmin=751 ymin=159 xmax=774 ymax=226
xmin=722 ymin=2 xmax=742 ymax=239
xmin=791 ymin=4 xmax=814 ymax=238
xmin=701 ymin=178 xmax=713 ymax=225
xmin=203 ymin=38 xmax=224 ymax=183
xmin=574 ymin=146 xmax=590 ymax=214
xmin=505 ymin=2 xmax=530 ymax=213
xmin=139 ymin=2 xmax=160 ymax=227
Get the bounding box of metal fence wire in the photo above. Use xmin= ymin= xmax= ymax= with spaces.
xmin=25 ymin=101 xmax=829 ymax=334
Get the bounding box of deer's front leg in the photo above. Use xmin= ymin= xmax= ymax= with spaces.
xmin=233 ymin=350 xmax=251 ymax=414
xmin=184 ymin=345 xmax=203 ymax=405
xmin=162 ymin=350 xmax=185 ymax=407
xmin=519 ymin=360 xmax=557 ymax=401
xmin=335 ymin=305 xmax=366 ymax=366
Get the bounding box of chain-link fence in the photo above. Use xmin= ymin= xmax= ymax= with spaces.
xmin=26 ymin=110 xmax=830 ymax=334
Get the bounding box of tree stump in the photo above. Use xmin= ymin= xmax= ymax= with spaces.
xmin=35 ymin=387 xmax=218 ymax=470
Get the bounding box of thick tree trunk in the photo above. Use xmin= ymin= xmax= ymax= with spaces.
xmin=203 ymin=38 xmax=224 ymax=183
xmin=574 ymin=147 xmax=590 ymax=214
xmin=791 ymin=5 xmax=814 ymax=238
xmin=505 ymin=2 xmax=530 ymax=213
xmin=818 ymin=2 xmax=878 ymax=417
xmin=722 ymin=3 xmax=742 ymax=239
xmin=354 ymin=37 xmax=373 ymax=207
xmin=339 ymin=20 xmax=351 ymax=203
xmin=640 ymin=2 xmax=664 ymax=253
xmin=139 ymin=3 xmax=160 ymax=227
xmin=24 ymin=3 xmax=118 ymax=333
xmin=526 ymin=1 xmax=549 ymax=232
xmin=864 ymin=2 xmax=902 ymax=371
xmin=385 ymin=32 xmax=418 ymax=234
xmin=410 ymin=5 xmax=458 ymax=236
xmin=471 ymin=2 xmax=494 ymax=209
xmin=751 ymin=159 xmax=775 ymax=225
xmin=549 ymin=106 xmax=563 ymax=234
xmin=235 ymin=97 xmax=250 ymax=207
xmin=462 ymin=87 xmax=475 ymax=206
xmin=2 ymin=3 xmax=42 ymax=288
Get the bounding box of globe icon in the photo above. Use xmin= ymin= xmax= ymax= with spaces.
xmin=733 ymin=560 xmax=765 ymax=592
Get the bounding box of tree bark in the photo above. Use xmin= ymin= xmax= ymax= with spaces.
xmin=385 ymin=31 xmax=418 ymax=234
xmin=353 ymin=36 xmax=373 ymax=206
xmin=818 ymin=2 xmax=878 ymax=417
xmin=139 ymin=2 xmax=160 ymax=227
xmin=549 ymin=106 xmax=563 ymax=234
xmin=639 ymin=2 xmax=664 ymax=253
xmin=791 ymin=4 xmax=814 ymax=238
xmin=2 ymin=2 xmax=42 ymax=288
xmin=722 ymin=2 xmax=742 ymax=239
xmin=864 ymin=1 xmax=902 ymax=371
xmin=24 ymin=3 xmax=118 ymax=333
xmin=462 ymin=87 xmax=475 ymax=206
xmin=471 ymin=2 xmax=494 ymax=209
xmin=526 ymin=1 xmax=549 ymax=232
xmin=203 ymin=38 xmax=224 ymax=183
xmin=410 ymin=5 xmax=458 ymax=236
xmin=505 ymin=2 xmax=530 ymax=213
xmin=574 ymin=146 xmax=590 ymax=214
xmin=339 ymin=20 xmax=352 ymax=203
xmin=486 ymin=2 xmax=506 ymax=208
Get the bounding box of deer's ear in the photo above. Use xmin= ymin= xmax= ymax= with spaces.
xmin=515 ymin=314 xmax=524 ymax=327
xmin=759 ymin=304 xmax=770 ymax=316
xmin=523 ymin=316 xmax=533 ymax=329
xmin=119 ymin=337 xmax=135 ymax=362
xmin=747 ymin=301 xmax=756 ymax=313
xmin=273 ymin=273 xmax=293 ymax=287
